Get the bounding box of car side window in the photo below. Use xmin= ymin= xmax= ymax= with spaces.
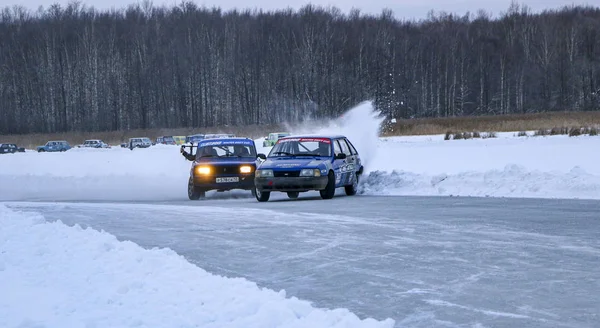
xmin=338 ymin=138 xmax=351 ymax=155
xmin=333 ymin=140 xmax=343 ymax=156
xmin=345 ymin=139 xmax=358 ymax=155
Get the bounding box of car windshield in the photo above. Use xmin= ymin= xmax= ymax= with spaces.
xmin=196 ymin=143 xmax=256 ymax=159
xmin=269 ymin=138 xmax=331 ymax=157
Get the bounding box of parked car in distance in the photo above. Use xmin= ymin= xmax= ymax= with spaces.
xmin=128 ymin=137 xmax=152 ymax=150
xmin=0 ymin=143 xmax=25 ymax=154
xmin=254 ymin=135 xmax=363 ymax=202
xmin=263 ymin=132 xmax=290 ymax=147
xmin=173 ymin=136 xmax=186 ymax=145
xmin=79 ymin=139 xmax=110 ymax=148
xmin=186 ymin=134 xmax=205 ymax=144
xmin=37 ymin=140 xmax=71 ymax=152
xmin=156 ymin=136 xmax=177 ymax=145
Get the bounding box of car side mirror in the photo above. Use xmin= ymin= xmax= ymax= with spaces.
xmin=257 ymin=153 xmax=267 ymax=160
xmin=335 ymin=153 xmax=347 ymax=160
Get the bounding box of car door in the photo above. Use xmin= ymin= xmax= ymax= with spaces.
xmin=337 ymin=138 xmax=357 ymax=186
xmin=332 ymin=139 xmax=348 ymax=187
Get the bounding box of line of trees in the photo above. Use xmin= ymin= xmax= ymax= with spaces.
xmin=0 ymin=2 xmax=599 ymax=134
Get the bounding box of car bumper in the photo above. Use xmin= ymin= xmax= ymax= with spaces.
xmin=255 ymin=176 xmax=328 ymax=192
xmin=193 ymin=174 xmax=255 ymax=191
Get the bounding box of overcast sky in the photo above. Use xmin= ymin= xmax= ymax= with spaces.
xmin=1 ymin=0 xmax=596 ymax=20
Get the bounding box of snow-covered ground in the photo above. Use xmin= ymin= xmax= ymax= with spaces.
xmin=361 ymin=133 xmax=600 ymax=199
xmin=1 ymin=101 xmax=600 ymax=201
xmin=0 ymin=205 xmax=394 ymax=328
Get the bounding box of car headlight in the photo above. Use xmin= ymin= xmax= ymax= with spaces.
xmin=195 ymin=166 xmax=211 ymax=175
xmin=240 ymin=165 xmax=253 ymax=173
xmin=256 ymin=169 xmax=273 ymax=177
xmin=300 ymin=169 xmax=321 ymax=177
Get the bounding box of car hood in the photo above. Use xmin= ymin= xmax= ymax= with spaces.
xmin=259 ymin=157 xmax=330 ymax=169
xmin=195 ymin=157 xmax=257 ymax=166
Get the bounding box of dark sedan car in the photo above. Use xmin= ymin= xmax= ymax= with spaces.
xmin=0 ymin=143 xmax=25 ymax=154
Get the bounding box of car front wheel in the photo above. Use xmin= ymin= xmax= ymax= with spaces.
xmin=255 ymin=187 xmax=270 ymax=202
xmin=320 ymin=171 xmax=336 ymax=199
xmin=188 ymin=177 xmax=205 ymax=200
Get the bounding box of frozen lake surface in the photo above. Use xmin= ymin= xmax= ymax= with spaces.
xmin=7 ymin=194 xmax=599 ymax=327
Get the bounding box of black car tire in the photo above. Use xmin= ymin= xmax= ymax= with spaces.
xmin=344 ymin=172 xmax=358 ymax=196
xmin=320 ymin=171 xmax=336 ymax=199
xmin=255 ymin=187 xmax=270 ymax=202
xmin=38 ymin=149 xmax=45 ymax=152
xmin=287 ymin=192 xmax=299 ymax=199
xmin=188 ymin=177 xmax=205 ymax=200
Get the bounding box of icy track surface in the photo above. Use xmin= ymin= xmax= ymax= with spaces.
xmin=5 ymin=197 xmax=600 ymax=328
xmin=0 ymin=205 xmax=393 ymax=328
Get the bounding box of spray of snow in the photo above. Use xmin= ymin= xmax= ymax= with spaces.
xmin=283 ymin=101 xmax=385 ymax=170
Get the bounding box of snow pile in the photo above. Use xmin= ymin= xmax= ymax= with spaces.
xmin=359 ymin=165 xmax=600 ymax=199
xmin=0 ymin=146 xmax=190 ymax=201
xmin=0 ymin=205 xmax=394 ymax=328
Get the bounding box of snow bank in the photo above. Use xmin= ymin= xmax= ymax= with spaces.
xmin=0 ymin=205 xmax=394 ymax=328
xmin=359 ymin=165 xmax=600 ymax=200
xmin=0 ymin=145 xmax=190 ymax=201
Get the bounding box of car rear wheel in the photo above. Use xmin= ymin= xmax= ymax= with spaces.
xmin=188 ymin=177 xmax=205 ymax=200
xmin=320 ymin=171 xmax=336 ymax=199
xmin=287 ymin=192 xmax=299 ymax=199
xmin=344 ymin=172 xmax=358 ymax=196
xmin=255 ymin=187 xmax=270 ymax=202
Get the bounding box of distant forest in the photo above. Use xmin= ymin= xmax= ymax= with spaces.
xmin=1 ymin=2 xmax=599 ymax=134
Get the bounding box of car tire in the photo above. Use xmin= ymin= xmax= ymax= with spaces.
xmin=287 ymin=192 xmax=299 ymax=199
xmin=188 ymin=177 xmax=205 ymax=200
xmin=320 ymin=171 xmax=336 ymax=199
xmin=255 ymin=187 xmax=270 ymax=202
xmin=38 ymin=149 xmax=45 ymax=152
xmin=344 ymin=172 xmax=358 ymax=196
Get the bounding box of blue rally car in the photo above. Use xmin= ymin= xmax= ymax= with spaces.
xmin=181 ymin=137 xmax=259 ymax=199
xmin=254 ymin=135 xmax=363 ymax=202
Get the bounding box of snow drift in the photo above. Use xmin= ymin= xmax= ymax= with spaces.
xmin=359 ymin=165 xmax=600 ymax=200
xmin=0 ymin=205 xmax=394 ymax=328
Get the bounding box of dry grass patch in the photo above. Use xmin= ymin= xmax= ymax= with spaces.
xmin=382 ymin=111 xmax=600 ymax=136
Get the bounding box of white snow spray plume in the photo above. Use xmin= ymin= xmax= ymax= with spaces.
xmin=283 ymin=101 xmax=385 ymax=170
